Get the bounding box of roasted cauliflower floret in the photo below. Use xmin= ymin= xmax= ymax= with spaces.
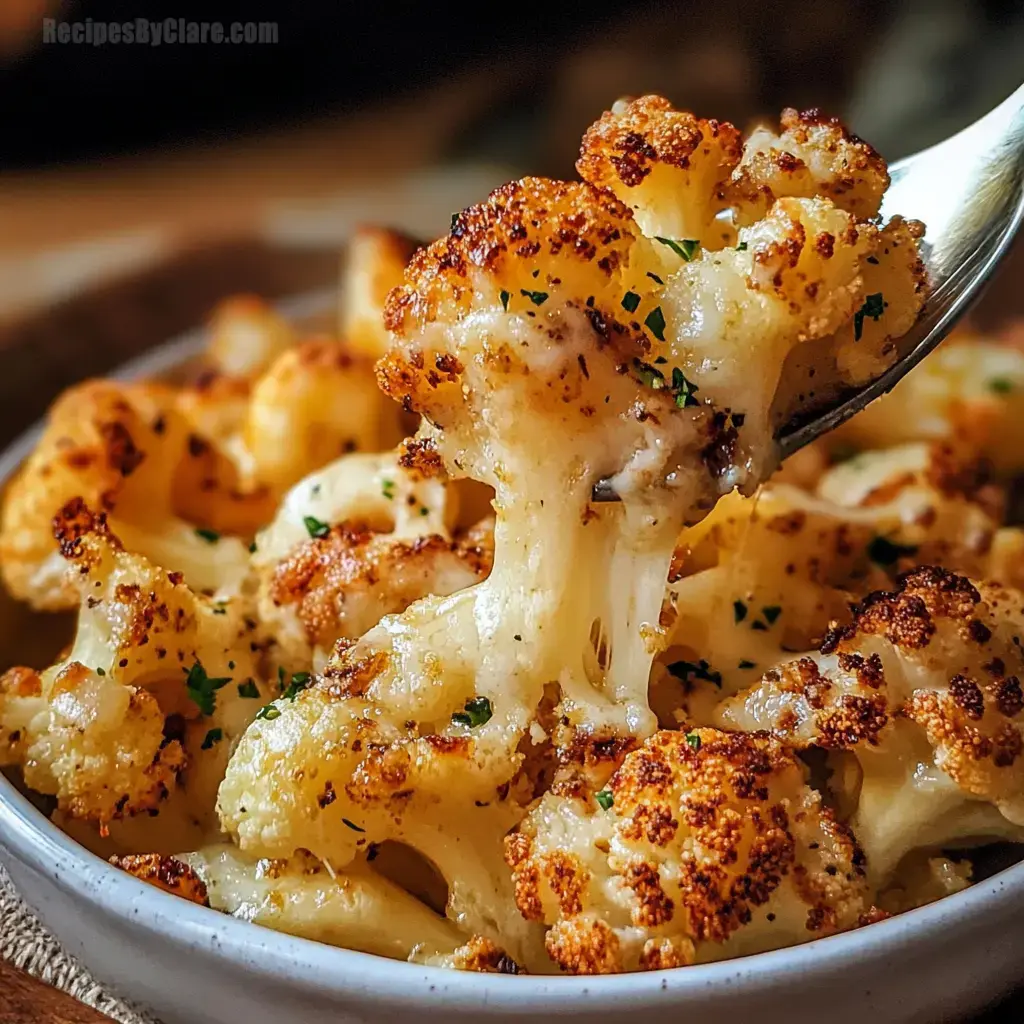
xmin=109 ymin=852 xmax=211 ymax=905
xmin=506 ymin=728 xmax=874 ymax=974
xmin=727 ymin=107 xmax=890 ymax=224
xmin=205 ymin=294 xmax=297 ymax=379
xmin=577 ymin=95 xmax=742 ymax=244
xmin=251 ymin=451 xmax=475 ymax=668
xmin=340 ymin=226 xmax=419 ymax=362
xmin=0 ymin=380 xmax=249 ymax=607
xmin=717 ymin=567 xmax=1024 ymax=878
xmin=0 ymin=500 xmax=263 ymax=827
xmin=832 ymin=337 xmax=1024 ymax=473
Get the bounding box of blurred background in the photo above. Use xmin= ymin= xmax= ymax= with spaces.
xmin=0 ymin=0 xmax=1021 ymax=419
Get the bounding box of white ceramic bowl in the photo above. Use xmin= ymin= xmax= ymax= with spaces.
xmin=2 ymin=302 xmax=1023 ymax=1024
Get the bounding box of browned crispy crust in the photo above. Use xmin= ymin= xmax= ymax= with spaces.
xmin=576 ymin=95 xmax=742 ymax=190
xmin=110 ymin=853 xmax=210 ymax=906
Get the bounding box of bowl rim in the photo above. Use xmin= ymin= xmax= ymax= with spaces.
xmin=1 ymin=288 xmax=1023 ymax=1011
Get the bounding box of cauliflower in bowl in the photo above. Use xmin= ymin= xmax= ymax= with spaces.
xmin=7 ymin=94 xmax=1015 ymax=981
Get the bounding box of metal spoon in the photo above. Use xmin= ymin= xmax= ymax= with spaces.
xmin=592 ymin=82 xmax=1024 ymax=503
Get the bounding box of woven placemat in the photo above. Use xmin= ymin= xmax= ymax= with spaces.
xmin=0 ymin=862 xmax=153 ymax=1023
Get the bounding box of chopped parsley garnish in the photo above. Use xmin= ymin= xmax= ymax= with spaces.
xmin=343 ymin=818 xmax=366 ymax=833
xmin=185 ymin=661 xmax=232 ymax=716
xmin=655 ymin=237 xmax=700 ymax=261
xmin=867 ymin=535 xmax=918 ymax=566
xmin=520 ymin=289 xmax=548 ymax=306
xmin=735 ymin=241 xmax=748 ymax=252
xmin=671 ymin=367 xmax=699 ymax=408
xmin=644 ymin=306 xmax=667 ymax=342
xmin=237 ymin=680 xmax=260 ymax=699
xmin=595 ymin=789 xmax=614 ymax=810
xmin=277 ymin=665 xmax=287 ymax=691
xmin=419 ymin=506 xmax=430 ymax=516
xmin=621 ymin=290 xmax=641 ymax=314
xmin=281 ymin=671 xmax=311 ymax=702
xmin=96 ymin=666 xmax=106 ymax=676
xmin=499 ymin=289 xmax=510 ymax=312
xmin=201 ymin=728 xmax=223 ymax=751
xmin=633 ymin=359 xmax=666 ymax=391
xmin=762 ymin=605 xmax=782 ymax=625
xmin=303 ymin=515 xmax=331 ymax=539
xmin=989 ymin=377 xmax=1015 ymax=395
xmin=733 ymin=600 xmax=748 ymax=623
xmin=248 ymin=540 xmax=257 ymax=554
xmin=255 ymin=704 xmax=281 ymax=721
xmin=853 ymin=292 xmax=885 ymax=341
xmin=452 ymin=695 xmax=493 ymax=728
xmin=738 ymin=659 xmax=757 ymax=670
xmin=381 ymin=479 xmax=396 ymax=500
xmin=685 ymin=732 xmax=702 ymax=752
xmin=450 ymin=213 xmax=459 ymax=231
xmin=195 ymin=528 xmax=220 ymax=544
xmin=646 ymin=271 xmax=664 ymax=285
xmin=212 ymin=604 xmax=227 ymax=615
xmin=667 ymin=659 xmax=722 ymax=688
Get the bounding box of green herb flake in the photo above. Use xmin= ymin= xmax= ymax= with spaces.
xmin=762 ymin=605 xmax=782 ymax=625
xmin=667 ymin=659 xmax=722 ymax=688
xmin=451 ymin=695 xmax=493 ymax=728
xmin=644 ymin=305 xmax=667 ymax=342
xmin=185 ymin=661 xmax=232 ymax=716
xmin=621 ymin=290 xmax=641 ymax=314
xmin=633 ymin=358 xmax=666 ymax=391
xmin=738 ymin=659 xmax=757 ymax=670
xmin=282 ymin=671 xmax=311 ymax=702
xmin=342 ymin=817 xmax=366 ymax=833
xmin=853 ymin=292 xmax=885 ymax=341
xmin=419 ymin=506 xmax=430 ymax=516
xmin=867 ymin=535 xmax=919 ymax=566
xmin=256 ymin=704 xmax=281 ymax=721
xmin=381 ymin=479 xmax=396 ymax=500
xmin=195 ymin=528 xmax=220 ymax=544
xmin=303 ymin=515 xmax=331 ymax=539
xmin=450 ymin=213 xmax=459 ymax=231
xmin=96 ymin=666 xmax=106 ymax=676
xmin=595 ymin=789 xmax=614 ymax=810
xmin=248 ymin=540 xmax=258 ymax=554
xmin=989 ymin=377 xmax=1015 ymax=395
xmin=520 ymin=289 xmax=549 ymax=306
xmin=655 ymin=237 xmax=700 ymax=261
xmin=733 ymin=600 xmax=748 ymax=623
xmin=646 ymin=271 xmax=664 ymax=285
xmin=685 ymin=732 xmax=702 ymax=752
xmin=671 ymin=367 xmax=699 ymax=408
xmin=237 ymin=680 xmax=260 ymax=699
xmin=212 ymin=604 xmax=227 ymax=616
xmin=201 ymin=728 xmax=223 ymax=751
xmin=499 ymin=289 xmax=511 ymax=312
xmin=736 ymin=241 xmax=748 ymax=252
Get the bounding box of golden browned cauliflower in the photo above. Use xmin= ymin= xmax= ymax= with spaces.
xmin=109 ymin=852 xmax=210 ymax=905
xmin=339 ymin=226 xmax=420 ymax=362
xmin=831 ymin=335 xmax=1024 ymax=474
xmin=716 ymin=567 xmax=1024 ymax=879
xmin=505 ymin=728 xmax=874 ymax=974
xmin=250 ymin=451 xmax=487 ymax=669
xmin=0 ymin=500 xmax=264 ymax=827
xmin=205 ymin=294 xmax=297 ymax=379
